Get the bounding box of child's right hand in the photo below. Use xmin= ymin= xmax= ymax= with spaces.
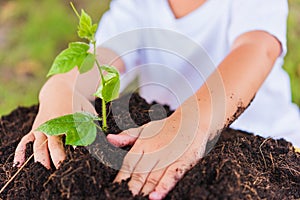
xmin=13 ymin=93 xmax=97 ymax=169
xmin=13 ymin=70 xmax=98 ymax=169
xmin=13 ymin=114 xmax=66 ymax=169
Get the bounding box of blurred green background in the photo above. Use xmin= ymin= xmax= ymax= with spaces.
xmin=0 ymin=0 xmax=299 ymax=116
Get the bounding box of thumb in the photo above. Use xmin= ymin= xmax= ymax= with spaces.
xmin=107 ymin=126 xmax=144 ymax=147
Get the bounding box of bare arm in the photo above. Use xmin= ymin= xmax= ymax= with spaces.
xmin=185 ymin=30 xmax=282 ymax=142
xmin=107 ymin=31 xmax=281 ymax=199
xmin=14 ymin=47 xmax=125 ymax=169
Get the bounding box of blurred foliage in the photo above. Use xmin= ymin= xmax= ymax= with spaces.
xmin=0 ymin=0 xmax=299 ymax=116
xmin=0 ymin=0 xmax=110 ymax=116
xmin=284 ymin=0 xmax=300 ymax=106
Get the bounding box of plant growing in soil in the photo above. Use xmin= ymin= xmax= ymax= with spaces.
xmin=37 ymin=3 xmax=120 ymax=146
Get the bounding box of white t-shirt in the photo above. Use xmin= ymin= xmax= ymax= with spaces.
xmin=95 ymin=0 xmax=300 ymax=147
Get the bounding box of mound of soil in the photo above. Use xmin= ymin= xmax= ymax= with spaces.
xmin=0 ymin=93 xmax=299 ymax=199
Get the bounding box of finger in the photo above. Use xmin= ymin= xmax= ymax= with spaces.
xmin=149 ymin=162 xmax=191 ymax=200
xmin=107 ymin=132 xmax=137 ymax=147
xmin=48 ymin=135 xmax=66 ymax=169
xmin=140 ymin=168 xmax=165 ymax=196
xmin=114 ymin=150 xmax=144 ymax=183
xmin=107 ymin=126 xmax=143 ymax=147
xmin=128 ymin=171 xmax=149 ymax=196
xmin=128 ymin=159 xmax=160 ymax=196
xmin=33 ymin=132 xmax=51 ymax=169
xmin=13 ymin=132 xmax=35 ymax=167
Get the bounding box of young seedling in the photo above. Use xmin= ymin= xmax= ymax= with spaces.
xmin=37 ymin=3 xmax=120 ymax=146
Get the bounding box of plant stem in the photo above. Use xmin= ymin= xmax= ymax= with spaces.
xmin=95 ymin=58 xmax=105 ymax=83
xmin=70 ymin=2 xmax=80 ymax=19
xmin=101 ymin=98 xmax=107 ymax=131
xmin=93 ymin=41 xmax=107 ymax=131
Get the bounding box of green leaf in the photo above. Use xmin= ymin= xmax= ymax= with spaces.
xmin=100 ymin=65 xmax=120 ymax=75
xmin=36 ymin=112 xmax=100 ymax=146
xmin=47 ymin=42 xmax=90 ymax=77
xmin=94 ymin=65 xmax=120 ymax=102
xmin=102 ymin=76 xmax=120 ymax=102
xmin=77 ymin=9 xmax=98 ymax=41
xmin=79 ymin=53 xmax=95 ymax=73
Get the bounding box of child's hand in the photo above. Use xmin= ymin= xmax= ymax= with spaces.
xmin=107 ymin=110 xmax=208 ymax=200
xmin=13 ymin=114 xmax=66 ymax=169
xmin=13 ymin=87 xmax=97 ymax=169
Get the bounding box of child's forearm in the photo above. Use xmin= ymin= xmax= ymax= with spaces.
xmin=36 ymin=71 xmax=79 ymax=123
xmin=37 ymin=47 xmax=125 ymax=120
xmin=178 ymin=31 xmax=281 ymax=143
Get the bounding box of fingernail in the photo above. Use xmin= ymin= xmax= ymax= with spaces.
xmin=12 ymin=162 xmax=19 ymax=168
xmin=149 ymin=192 xmax=163 ymax=200
xmin=131 ymin=189 xmax=139 ymax=196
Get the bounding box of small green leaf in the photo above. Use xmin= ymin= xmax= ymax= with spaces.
xmin=36 ymin=112 xmax=100 ymax=146
xmin=79 ymin=53 xmax=95 ymax=74
xmin=47 ymin=42 xmax=90 ymax=77
xmin=100 ymin=65 xmax=120 ymax=75
xmin=77 ymin=9 xmax=98 ymax=41
xmin=102 ymin=76 xmax=120 ymax=102
xmin=94 ymin=65 xmax=120 ymax=102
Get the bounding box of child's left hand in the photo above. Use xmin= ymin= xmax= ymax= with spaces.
xmin=107 ymin=109 xmax=209 ymax=200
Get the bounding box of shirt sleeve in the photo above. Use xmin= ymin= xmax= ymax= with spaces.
xmin=228 ymin=0 xmax=288 ymax=57
xmin=95 ymin=0 xmax=142 ymax=71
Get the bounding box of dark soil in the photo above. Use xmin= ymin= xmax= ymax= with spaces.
xmin=0 ymin=93 xmax=299 ymax=200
